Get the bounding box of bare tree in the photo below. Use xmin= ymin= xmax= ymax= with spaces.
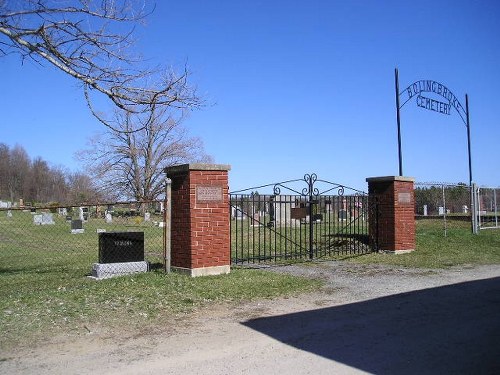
xmin=78 ymin=107 xmax=212 ymax=201
xmin=66 ymin=171 xmax=104 ymax=203
xmin=0 ymin=0 xmax=202 ymax=131
xmin=8 ymin=144 xmax=31 ymax=202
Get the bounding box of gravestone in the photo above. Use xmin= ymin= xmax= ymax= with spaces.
xmin=144 ymin=212 xmax=151 ymax=222
xmin=79 ymin=207 xmax=89 ymax=222
xmin=98 ymin=232 xmax=144 ymax=263
xmin=273 ymin=195 xmax=300 ymax=227
xmin=339 ymin=209 xmax=348 ymax=221
xmin=71 ymin=219 xmax=84 ymax=234
xmin=6 ymin=210 xmax=12 ymax=218
xmin=313 ymin=213 xmax=323 ymax=222
xmin=30 ymin=208 xmax=37 ymax=214
xmin=251 ymin=212 xmax=260 ymax=226
xmin=423 ymin=205 xmax=428 ymax=216
xmin=58 ymin=207 xmax=67 ymax=216
xmin=0 ymin=200 xmax=11 ymax=208
xmin=233 ymin=206 xmax=246 ymax=220
xmin=33 ymin=214 xmax=43 ymax=225
xmin=105 ymin=212 xmax=113 ymax=223
xmin=65 ymin=215 xmax=72 ymax=222
xmin=462 ymin=205 xmax=468 ymax=214
xmin=41 ymin=212 xmax=55 ymax=225
xmin=438 ymin=206 xmax=445 ymax=216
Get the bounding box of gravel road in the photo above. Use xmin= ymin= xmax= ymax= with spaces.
xmin=2 ymin=261 xmax=500 ymax=374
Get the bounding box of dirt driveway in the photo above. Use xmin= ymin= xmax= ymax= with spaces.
xmin=2 ymin=262 xmax=500 ymax=374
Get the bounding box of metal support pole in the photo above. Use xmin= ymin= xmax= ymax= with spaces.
xmin=466 ymin=94 xmax=473 ymax=187
xmin=395 ymin=68 xmax=403 ymax=176
xmin=163 ymin=178 xmax=172 ymax=273
xmin=442 ymin=184 xmax=447 ymax=237
xmin=465 ymin=94 xmax=476 ymax=234
xmin=471 ymin=183 xmax=479 ymax=234
xmin=308 ymin=180 xmax=314 ymax=260
xmin=494 ymin=189 xmax=498 ymax=228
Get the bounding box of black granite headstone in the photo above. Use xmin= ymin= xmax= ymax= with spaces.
xmin=98 ymin=232 xmax=144 ymax=263
xmin=71 ymin=219 xmax=83 ymax=229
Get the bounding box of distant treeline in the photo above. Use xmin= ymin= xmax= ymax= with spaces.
xmin=0 ymin=143 xmax=104 ymax=205
xmin=415 ymin=184 xmax=470 ymax=215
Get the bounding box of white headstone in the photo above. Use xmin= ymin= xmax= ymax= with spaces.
xmin=273 ymin=195 xmax=299 ymax=227
xmin=233 ymin=206 xmax=246 ymax=220
xmin=105 ymin=212 xmax=113 ymax=223
xmin=423 ymin=205 xmax=428 ymax=216
xmin=6 ymin=210 xmax=12 ymax=218
xmin=41 ymin=212 xmax=55 ymax=225
xmin=33 ymin=214 xmax=43 ymax=225
xmin=438 ymin=206 xmax=445 ymax=216
xmin=79 ymin=207 xmax=89 ymax=222
xmin=144 ymin=212 xmax=151 ymax=222
xmin=0 ymin=200 xmax=11 ymax=208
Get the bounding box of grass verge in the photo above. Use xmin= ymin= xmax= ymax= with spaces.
xmin=338 ymin=220 xmax=500 ymax=268
xmin=0 ymin=267 xmax=321 ymax=350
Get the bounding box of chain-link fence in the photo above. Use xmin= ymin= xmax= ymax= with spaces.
xmin=415 ymin=182 xmax=472 ymax=236
xmin=477 ymin=187 xmax=500 ymax=230
xmin=0 ymin=201 xmax=166 ymax=279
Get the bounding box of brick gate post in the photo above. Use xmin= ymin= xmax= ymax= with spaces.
xmin=366 ymin=176 xmax=415 ymax=254
xmin=165 ymin=164 xmax=231 ymax=276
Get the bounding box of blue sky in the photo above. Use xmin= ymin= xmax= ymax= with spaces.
xmin=1 ymin=0 xmax=499 ymax=191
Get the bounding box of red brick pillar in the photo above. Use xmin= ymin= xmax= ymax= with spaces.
xmin=165 ymin=164 xmax=231 ymax=276
xmin=366 ymin=176 xmax=415 ymax=254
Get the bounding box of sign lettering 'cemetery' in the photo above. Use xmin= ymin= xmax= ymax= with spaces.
xmin=401 ymin=79 xmax=466 ymax=120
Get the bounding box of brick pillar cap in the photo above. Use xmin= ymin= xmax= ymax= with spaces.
xmin=165 ymin=163 xmax=231 ymax=175
xmin=366 ymin=176 xmax=415 ymax=183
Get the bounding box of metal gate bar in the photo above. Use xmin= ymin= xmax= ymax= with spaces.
xmin=230 ymin=174 xmax=374 ymax=264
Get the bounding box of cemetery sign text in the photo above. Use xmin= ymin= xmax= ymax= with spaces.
xmin=394 ymin=69 xmax=472 ymax=186
xmin=401 ymin=79 xmax=467 ymax=122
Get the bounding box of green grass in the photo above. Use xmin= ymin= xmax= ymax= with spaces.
xmin=342 ymin=219 xmax=500 ymax=268
xmin=1 ymin=267 xmax=320 ymax=349
xmin=2 ymin=210 xmax=500 ymax=350
xmin=0 ymin=210 xmax=320 ymax=349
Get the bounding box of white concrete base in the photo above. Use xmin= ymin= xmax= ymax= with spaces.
xmin=380 ymin=249 xmax=415 ymax=255
xmin=172 ymin=265 xmax=230 ymax=277
xmin=90 ymin=261 xmax=148 ymax=280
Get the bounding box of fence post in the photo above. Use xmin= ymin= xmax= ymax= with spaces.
xmin=163 ymin=178 xmax=172 ymax=273
xmin=442 ymin=184 xmax=447 ymax=237
xmin=471 ymin=183 xmax=479 ymax=234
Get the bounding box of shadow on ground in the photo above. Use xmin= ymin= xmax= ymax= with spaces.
xmin=243 ymin=277 xmax=500 ymax=374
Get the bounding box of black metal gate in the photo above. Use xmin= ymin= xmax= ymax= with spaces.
xmin=230 ymin=174 xmax=377 ymax=264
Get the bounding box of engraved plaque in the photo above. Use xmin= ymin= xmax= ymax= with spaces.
xmin=291 ymin=207 xmax=307 ymax=220
xmin=196 ymin=185 xmax=223 ymax=203
xmin=398 ymin=192 xmax=412 ymax=204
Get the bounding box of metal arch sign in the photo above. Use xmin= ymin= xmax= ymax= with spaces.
xmin=394 ymin=69 xmax=472 ymax=187
xmin=399 ymin=79 xmax=467 ymax=124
